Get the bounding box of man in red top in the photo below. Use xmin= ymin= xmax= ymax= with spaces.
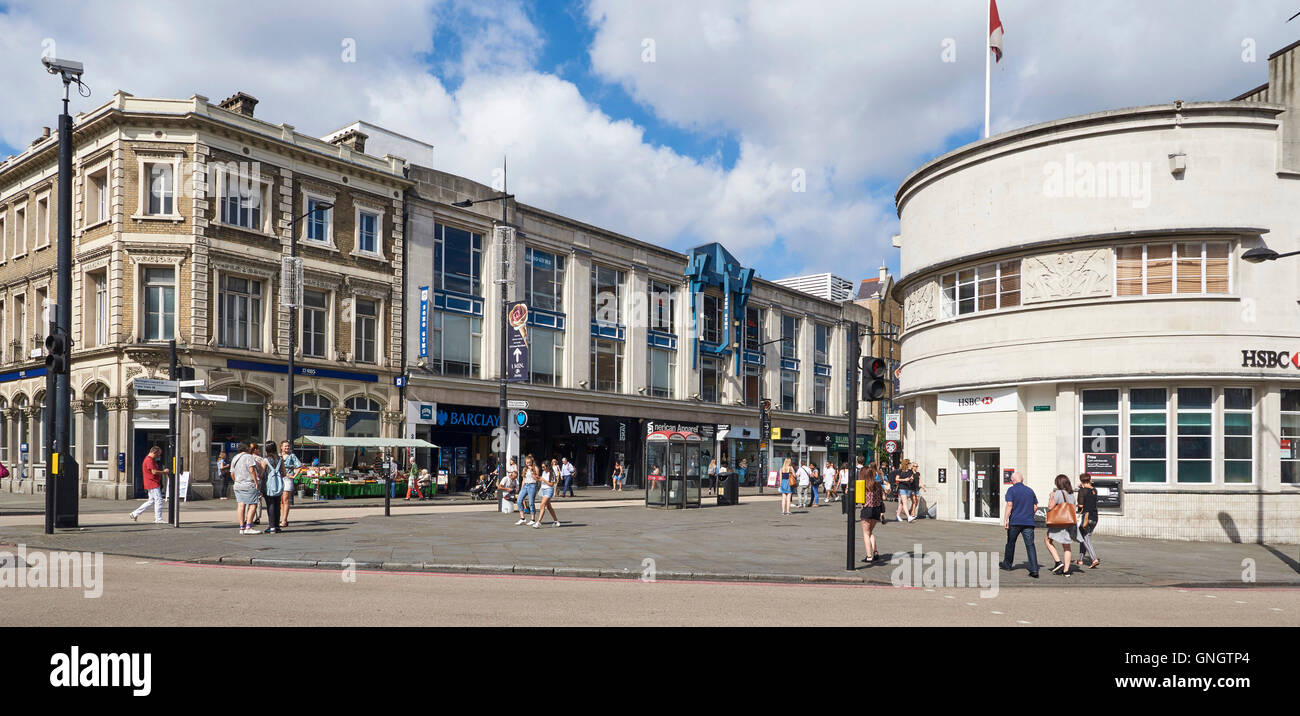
xmin=129 ymin=445 xmax=170 ymax=524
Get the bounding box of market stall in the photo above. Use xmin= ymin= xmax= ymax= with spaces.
xmin=292 ymin=436 xmax=439 ymax=499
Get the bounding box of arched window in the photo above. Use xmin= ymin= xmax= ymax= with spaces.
xmin=14 ymin=395 xmax=28 ymax=467
xmin=294 ymin=393 xmax=332 ymax=467
xmin=93 ymin=387 xmax=110 ymax=462
xmin=344 ymin=397 xmax=381 ymax=467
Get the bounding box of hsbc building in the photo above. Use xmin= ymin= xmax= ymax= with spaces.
xmin=889 ymin=43 xmax=1300 ymax=544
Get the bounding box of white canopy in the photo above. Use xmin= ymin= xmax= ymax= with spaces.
xmin=292 ymin=436 xmax=439 ymax=449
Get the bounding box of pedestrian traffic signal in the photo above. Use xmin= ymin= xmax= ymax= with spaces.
xmin=44 ymin=332 xmax=70 ymax=374
xmin=861 ymin=356 xmax=886 ymax=401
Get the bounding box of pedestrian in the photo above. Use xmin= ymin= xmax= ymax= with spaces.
xmin=859 ymin=465 xmax=889 ymax=563
xmin=1044 ymin=474 xmax=1079 ymax=577
xmin=498 ymin=458 xmax=517 ymax=509
xmin=795 ymin=459 xmax=813 ymax=508
xmin=128 ymin=445 xmax=170 ymax=524
xmin=610 ymin=460 xmax=623 ymax=491
xmin=823 ymin=459 xmax=836 ymax=502
xmin=911 ymin=465 xmax=925 ymax=519
xmin=560 ymin=456 xmax=576 ymax=497
xmin=230 ymin=441 xmax=263 ymax=535
xmin=737 ymin=458 xmax=748 ymax=487
xmin=1075 ymin=473 xmax=1101 ymax=568
xmin=808 ymin=462 xmax=820 ymax=507
xmin=707 ymin=458 xmax=718 ymax=495
xmin=534 ymin=459 xmax=561 ymax=528
xmin=278 ymin=441 xmax=302 ymax=528
xmin=778 ymin=457 xmax=794 ymax=515
xmin=516 ymin=456 xmax=538 ymax=526
xmin=405 ymin=455 xmax=424 ymax=500
xmin=261 ymin=441 xmax=285 ymax=533
xmin=894 ymin=459 xmax=916 ymax=522
xmin=999 ymin=471 xmax=1039 ymax=578
xmin=839 ymin=462 xmax=849 ymax=501
xmin=216 ymin=451 xmax=230 ymax=500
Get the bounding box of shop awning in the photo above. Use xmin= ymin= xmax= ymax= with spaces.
xmin=292 ymin=436 xmax=440 ymax=449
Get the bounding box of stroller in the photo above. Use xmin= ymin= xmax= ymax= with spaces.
xmin=470 ymin=473 xmax=498 ymax=501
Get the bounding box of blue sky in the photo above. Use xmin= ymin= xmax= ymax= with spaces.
xmin=4 ymin=1 xmax=1299 ymax=285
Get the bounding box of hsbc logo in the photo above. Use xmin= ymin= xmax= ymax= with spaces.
xmin=956 ymin=396 xmax=996 ymax=407
xmin=1241 ymin=350 xmax=1300 ymax=369
xmin=568 ymin=416 xmax=600 ymax=435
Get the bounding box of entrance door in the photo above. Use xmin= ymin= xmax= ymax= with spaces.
xmin=132 ymin=429 xmax=171 ymax=499
xmin=970 ymin=449 xmax=1000 ymax=520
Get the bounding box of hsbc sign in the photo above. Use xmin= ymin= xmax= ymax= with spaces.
xmin=937 ymin=387 xmax=1018 ymax=416
xmin=1241 ymin=350 xmax=1300 ymax=369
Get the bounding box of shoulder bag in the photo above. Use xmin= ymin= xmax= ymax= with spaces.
xmin=1045 ymin=489 xmax=1076 ymax=527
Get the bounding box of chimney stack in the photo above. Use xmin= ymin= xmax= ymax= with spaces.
xmin=329 ymin=128 xmax=369 ymax=154
xmin=31 ymin=127 xmax=51 ymax=147
xmin=218 ymin=92 xmax=259 ymax=117
xmin=879 ymin=266 xmax=888 ymax=284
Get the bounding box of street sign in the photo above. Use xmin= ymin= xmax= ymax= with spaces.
xmin=394 ymin=375 xmax=406 ymax=388
xmin=884 ymin=440 xmax=899 ymax=454
xmin=133 ymin=378 xmax=178 ymax=392
xmin=184 ymin=392 xmax=228 ymax=402
xmin=135 ymin=398 xmax=173 ymax=410
xmin=178 ymin=379 xmax=205 ymax=387
xmin=506 ymin=301 xmax=530 ymax=383
xmin=771 ymin=427 xmax=782 ymax=440
xmin=507 ymin=399 xmax=529 ymax=409
xmin=513 ymin=409 xmax=529 ymax=428
xmin=885 ymin=413 xmax=901 ymax=440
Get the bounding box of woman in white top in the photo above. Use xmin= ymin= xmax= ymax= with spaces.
xmin=532 ymin=459 xmax=560 ymax=528
xmin=516 ymin=456 xmax=539 ymax=526
xmin=823 ymin=461 xmax=837 ymax=501
xmin=838 ymin=463 xmax=850 ymax=501
xmin=498 ymin=457 xmax=518 ymax=509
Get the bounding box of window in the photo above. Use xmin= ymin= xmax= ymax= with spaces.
xmin=0 ymin=211 xmax=6 ymax=262
xmin=648 ymin=347 xmax=674 ymax=398
xmin=14 ymin=295 xmax=26 ymax=359
xmin=701 ymin=294 xmax=721 ymax=344
xmin=146 ymin=163 xmax=174 ymax=215
xmin=430 ymin=311 xmax=482 ymax=377
xmin=781 ymin=315 xmax=799 ymax=359
xmin=744 ymin=306 xmax=762 ymax=351
xmin=0 ymin=397 xmax=7 ymax=465
xmin=218 ymin=274 xmax=261 ymax=350
xmin=305 ymin=197 xmax=333 ymax=244
xmin=780 ymin=370 xmax=798 ymax=411
xmin=294 ymin=393 xmax=332 ymax=467
xmin=435 ymin=224 xmax=483 ymax=296
xmin=344 ymin=397 xmax=381 ymax=466
xmin=1081 ymin=389 xmax=1121 ymax=458
xmin=93 ymin=387 xmax=109 ymax=462
xmin=84 ymin=271 xmax=108 ymax=348
xmin=590 ymin=338 xmax=623 ymax=392
xmin=524 ymin=248 xmax=564 ymax=312
xmin=219 ymin=170 xmax=265 ymax=231
xmin=813 ymin=375 xmax=829 ymax=414
xmin=941 ymin=260 xmax=1020 ymax=318
xmin=301 ymin=290 xmax=329 ymax=358
xmin=36 ymin=393 xmax=45 ymax=463
xmin=357 ymin=210 xmax=380 ymax=255
xmin=743 ymin=364 xmax=760 ymax=406
xmin=15 ymin=396 xmax=28 ymax=461
xmin=14 ymin=206 xmax=26 ymax=255
xmin=1176 ymin=388 xmax=1212 ymax=483
xmin=86 ymin=167 xmax=109 ymax=226
xmin=1129 ymin=388 xmax=1168 ymax=483
xmin=814 ymin=324 xmax=830 ymax=365
xmin=35 ymin=195 xmax=49 ymax=248
xmin=1282 ymin=390 xmax=1300 ymax=484
xmin=1115 ymin=242 xmax=1230 ymax=296
xmin=530 ymin=326 xmax=563 ymax=385
xmin=700 ymin=356 xmax=720 ymax=403
xmin=142 ymin=267 xmax=175 ymax=342
xmin=649 ymin=281 xmax=675 ymax=333
xmin=354 ymin=299 xmax=377 ymax=363
xmin=591 ymin=265 xmax=624 ymax=324
xmin=1223 ymin=388 xmax=1253 ymax=484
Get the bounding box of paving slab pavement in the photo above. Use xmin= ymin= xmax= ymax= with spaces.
xmin=3 ymin=495 xmax=1297 ymax=588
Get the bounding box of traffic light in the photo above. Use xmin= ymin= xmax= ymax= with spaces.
xmin=861 ymin=356 xmax=887 ymax=401
xmin=44 ymin=331 xmax=70 ymax=374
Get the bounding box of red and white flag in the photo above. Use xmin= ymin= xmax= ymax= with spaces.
xmin=989 ymin=0 xmax=1004 ymax=62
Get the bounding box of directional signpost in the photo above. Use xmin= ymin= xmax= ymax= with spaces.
xmin=506 ymin=301 xmax=530 ymax=382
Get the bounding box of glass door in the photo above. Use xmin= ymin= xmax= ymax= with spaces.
xmin=971 ymin=449 xmax=1001 ymax=520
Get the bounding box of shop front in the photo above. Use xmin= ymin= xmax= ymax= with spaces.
xmin=410 ymin=402 xmax=498 ymax=491
xmin=536 ymin=412 xmax=634 ymax=488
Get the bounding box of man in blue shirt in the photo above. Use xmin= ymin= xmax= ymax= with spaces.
xmin=1000 ymin=471 xmax=1040 ymax=578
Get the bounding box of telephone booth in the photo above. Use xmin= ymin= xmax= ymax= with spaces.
xmin=645 ymin=431 xmax=703 ymax=509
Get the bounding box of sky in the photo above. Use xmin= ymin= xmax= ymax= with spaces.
xmin=1 ymin=0 xmax=1298 ymax=284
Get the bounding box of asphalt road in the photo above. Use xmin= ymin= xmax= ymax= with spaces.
xmin=3 ymin=554 xmax=1297 ymax=626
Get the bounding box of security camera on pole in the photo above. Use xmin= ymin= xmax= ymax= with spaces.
xmin=42 ymin=55 xmax=87 ymax=533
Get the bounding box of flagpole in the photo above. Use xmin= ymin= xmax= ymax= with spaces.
xmin=984 ymin=0 xmax=991 ymax=138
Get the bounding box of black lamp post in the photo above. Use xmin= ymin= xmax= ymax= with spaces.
xmin=286 ymin=202 xmax=332 ymax=459
xmin=452 ymin=193 xmax=515 ymax=492
xmin=1242 ymin=246 xmax=1300 ymax=263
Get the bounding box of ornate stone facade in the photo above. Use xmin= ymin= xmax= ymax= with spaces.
xmin=903 ymin=279 xmax=938 ymax=328
xmin=1021 ymin=248 xmax=1111 ymax=304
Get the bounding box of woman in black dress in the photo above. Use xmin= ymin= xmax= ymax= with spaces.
xmin=1076 ymin=473 xmax=1101 ymax=568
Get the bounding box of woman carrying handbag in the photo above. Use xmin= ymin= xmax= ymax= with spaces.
xmin=1043 ymin=474 xmax=1078 ymax=576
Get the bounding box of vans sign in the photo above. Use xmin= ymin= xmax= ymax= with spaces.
xmin=937 ymin=387 xmax=1018 ymax=416
xmin=568 ymin=415 xmax=600 ymax=435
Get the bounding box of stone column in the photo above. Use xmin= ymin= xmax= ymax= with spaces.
xmin=676 ymin=281 xmax=694 ymax=399
xmin=71 ymin=398 xmax=93 ymax=498
xmin=265 ymin=402 xmax=289 ymax=444
xmin=567 ymin=249 xmax=593 ymax=389
xmin=626 ymin=267 xmax=649 ymax=395
xmin=182 ymin=398 xmax=216 ymax=499
xmin=3 ymin=406 xmax=20 ymax=492
xmin=381 ymin=410 xmax=403 ymax=439
xmin=105 ymin=396 xmax=130 ymax=498
xmin=24 ymin=405 xmax=41 ymax=492
xmin=331 ymin=406 xmax=351 ymax=467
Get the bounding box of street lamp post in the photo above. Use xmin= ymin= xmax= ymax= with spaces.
xmin=754 ymin=336 xmax=785 ymax=495
xmin=452 ymin=192 xmax=516 ymax=493
xmin=286 ymin=202 xmax=332 ymax=465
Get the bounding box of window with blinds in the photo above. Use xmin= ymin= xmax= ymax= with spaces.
xmin=1115 ymin=241 xmax=1230 ymax=296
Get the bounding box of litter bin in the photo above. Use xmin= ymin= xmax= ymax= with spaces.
xmin=717 ymin=471 xmax=739 ymax=506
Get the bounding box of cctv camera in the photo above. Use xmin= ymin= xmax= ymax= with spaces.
xmin=42 ymin=56 xmax=84 ymax=78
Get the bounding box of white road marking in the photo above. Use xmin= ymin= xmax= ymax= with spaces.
xmin=944 ymin=595 xmax=954 ymax=599
xmin=1205 ymin=595 xmax=1217 ymax=599
xmin=991 ymin=610 xmax=1004 ymax=615
xmin=1271 ymin=608 xmax=1283 ymax=612
xmin=1017 ymin=620 xmax=1031 ymax=624
xmin=1234 ymin=600 xmax=1246 ymax=604
xmin=965 ymin=602 xmax=976 ymax=606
